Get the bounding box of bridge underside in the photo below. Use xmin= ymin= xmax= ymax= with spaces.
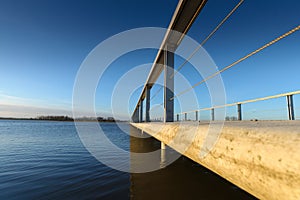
xmin=131 ymin=121 xmax=300 ymax=200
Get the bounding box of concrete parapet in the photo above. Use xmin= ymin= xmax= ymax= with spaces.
xmin=131 ymin=121 xmax=300 ymax=200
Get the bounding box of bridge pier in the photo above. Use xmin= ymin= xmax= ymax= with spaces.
xmin=161 ymin=142 xmax=166 ymax=168
xmin=161 ymin=142 xmax=166 ymax=150
xmin=160 ymin=146 xmax=166 ymax=168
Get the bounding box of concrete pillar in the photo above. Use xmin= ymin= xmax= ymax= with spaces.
xmin=164 ymin=45 xmax=175 ymax=122
xmin=176 ymin=114 xmax=179 ymax=121
xmin=145 ymin=85 xmax=151 ymax=122
xmin=160 ymin=146 xmax=166 ymax=169
xmin=195 ymin=111 xmax=199 ymax=121
xmin=139 ymin=100 xmax=143 ymax=122
xmin=161 ymin=142 xmax=166 ymax=150
xmin=237 ymin=104 xmax=242 ymax=121
xmin=185 ymin=113 xmax=187 ymax=121
xmin=287 ymin=95 xmax=295 ymax=120
xmin=211 ymin=108 xmax=215 ymax=121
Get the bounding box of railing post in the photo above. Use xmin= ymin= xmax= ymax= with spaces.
xmin=211 ymin=108 xmax=215 ymax=121
xmin=136 ymin=105 xmax=140 ymax=122
xmin=287 ymin=95 xmax=295 ymax=120
xmin=195 ymin=110 xmax=198 ymax=121
xmin=164 ymin=45 xmax=175 ymax=122
xmin=145 ymin=85 xmax=151 ymax=122
xmin=177 ymin=114 xmax=179 ymax=122
xmin=139 ymin=101 xmax=143 ymax=122
xmin=133 ymin=109 xmax=137 ymax=122
xmin=237 ymin=104 xmax=242 ymax=121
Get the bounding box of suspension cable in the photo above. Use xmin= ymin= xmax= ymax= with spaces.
xmin=171 ymin=24 xmax=300 ymax=100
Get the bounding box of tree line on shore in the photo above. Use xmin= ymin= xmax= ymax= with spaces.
xmin=0 ymin=116 xmax=119 ymax=122
xmin=37 ymin=115 xmax=117 ymax=122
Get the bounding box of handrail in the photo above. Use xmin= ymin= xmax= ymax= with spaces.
xmin=176 ymin=90 xmax=299 ymax=118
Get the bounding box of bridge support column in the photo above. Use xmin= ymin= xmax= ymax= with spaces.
xmin=184 ymin=113 xmax=187 ymax=121
xmin=160 ymin=144 xmax=166 ymax=168
xmin=176 ymin=114 xmax=179 ymax=121
xmin=237 ymin=104 xmax=242 ymax=121
xmin=164 ymin=45 xmax=175 ymax=122
xmin=139 ymin=100 xmax=143 ymax=122
xmin=287 ymin=95 xmax=295 ymax=120
xmin=161 ymin=142 xmax=166 ymax=150
xmin=195 ymin=111 xmax=199 ymax=121
xmin=211 ymin=108 xmax=215 ymax=121
xmin=145 ymin=85 xmax=151 ymax=122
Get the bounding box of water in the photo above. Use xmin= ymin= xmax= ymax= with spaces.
xmin=0 ymin=120 xmax=129 ymax=199
xmin=0 ymin=120 xmax=256 ymax=199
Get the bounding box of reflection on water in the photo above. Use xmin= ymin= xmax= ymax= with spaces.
xmin=130 ymin=126 xmax=257 ymax=200
xmin=0 ymin=120 xmax=256 ymax=199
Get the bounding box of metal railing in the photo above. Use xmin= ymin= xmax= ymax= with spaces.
xmin=131 ymin=0 xmax=300 ymax=123
xmin=175 ymin=90 xmax=299 ymax=122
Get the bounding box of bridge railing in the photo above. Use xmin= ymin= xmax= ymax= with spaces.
xmin=175 ymin=90 xmax=299 ymax=122
xmin=131 ymin=0 xmax=300 ymax=123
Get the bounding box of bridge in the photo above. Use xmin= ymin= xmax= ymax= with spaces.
xmin=130 ymin=0 xmax=300 ymax=199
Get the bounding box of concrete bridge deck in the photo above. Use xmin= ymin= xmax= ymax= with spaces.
xmin=131 ymin=121 xmax=300 ymax=200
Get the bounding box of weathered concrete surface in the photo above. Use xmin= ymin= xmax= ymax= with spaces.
xmin=131 ymin=121 xmax=300 ymax=200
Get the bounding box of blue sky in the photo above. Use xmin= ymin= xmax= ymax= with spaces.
xmin=0 ymin=0 xmax=299 ymax=120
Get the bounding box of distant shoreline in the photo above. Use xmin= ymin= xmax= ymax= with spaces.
xmin=0 ymin=116 xmax=126 ymax=122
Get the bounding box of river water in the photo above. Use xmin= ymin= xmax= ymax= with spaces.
xmin=0 ymin=120 xmax=256 ymax=199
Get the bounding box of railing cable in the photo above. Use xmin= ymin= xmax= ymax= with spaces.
xmin=171 ymin=24 xmax=300 ymax=100
xmin=170 ymin=0 xmax=244 ymax=78
xmin=176 ymin=90 xmax=300 ymax=115
xmin=151 ymin=0 xmax=244 ymax=103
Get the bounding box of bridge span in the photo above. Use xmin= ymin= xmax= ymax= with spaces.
xmin=131 ymin=121 xmax=300 ymax=200
xmin=130 ymin=0 xmax=300 ymax=199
